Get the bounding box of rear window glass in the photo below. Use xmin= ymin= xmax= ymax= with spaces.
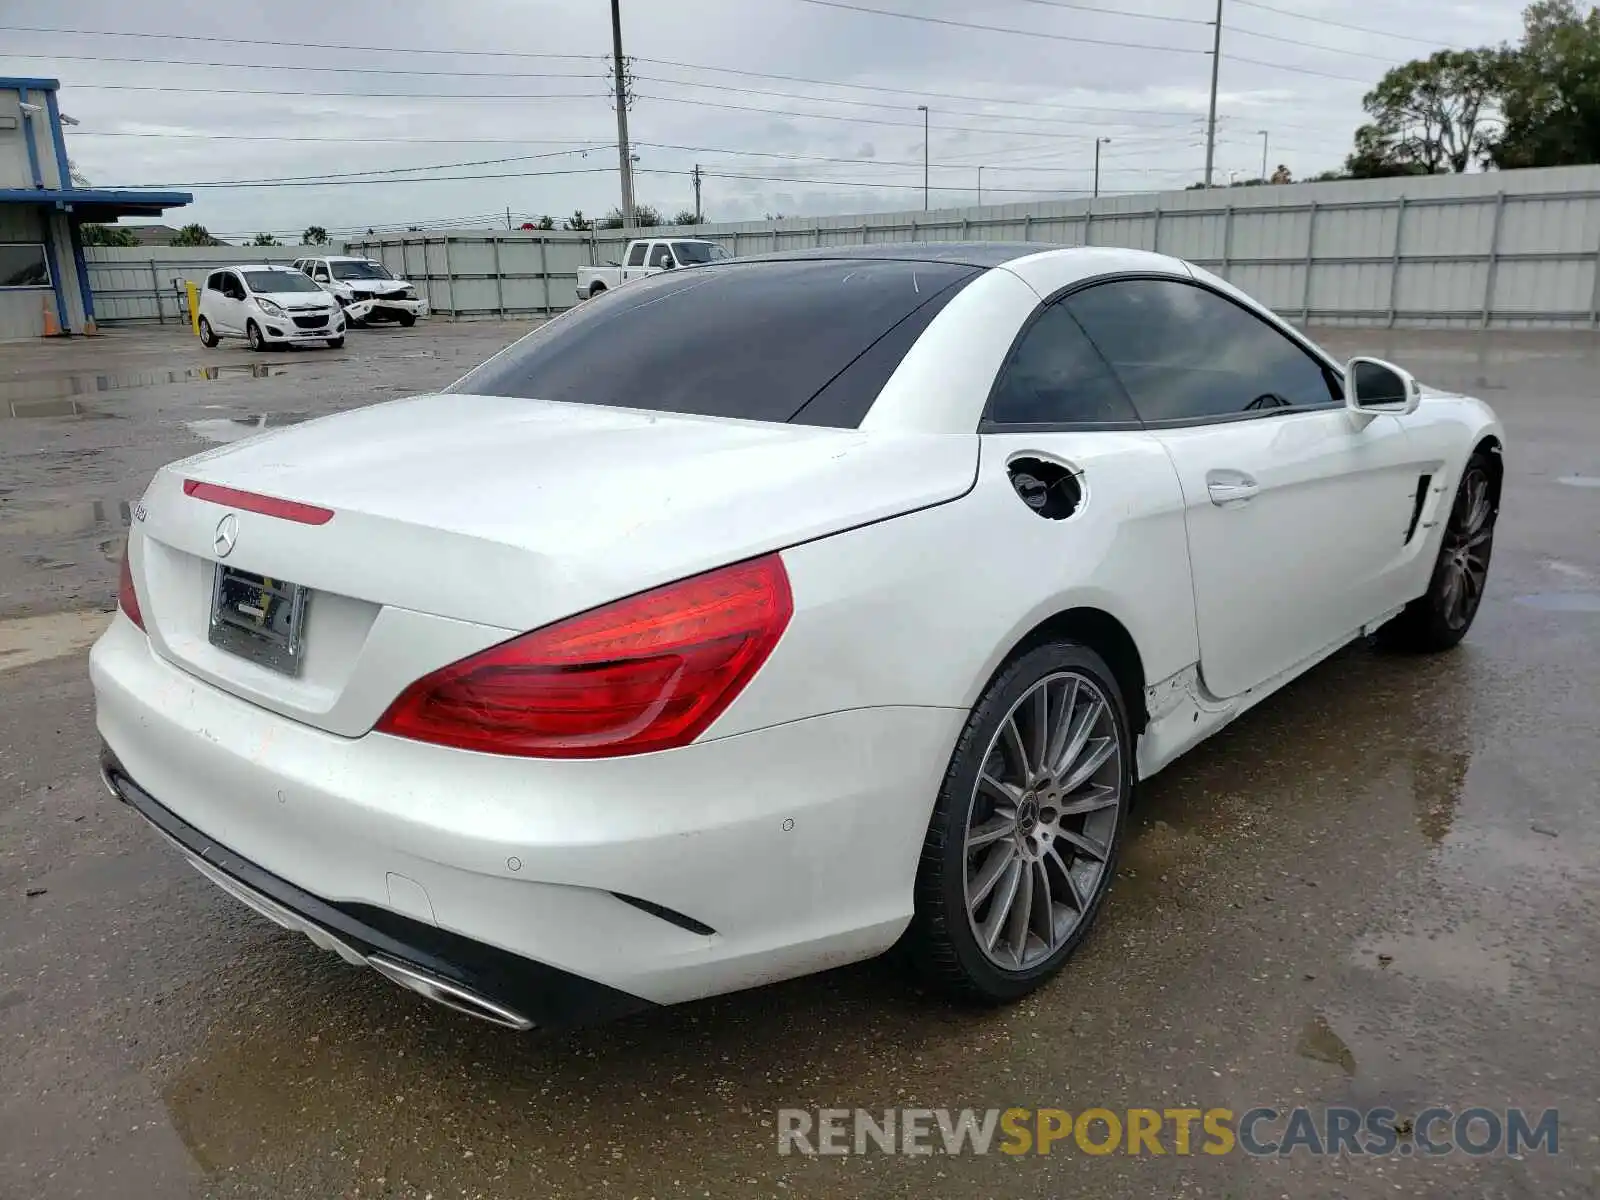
xmin=450 ymin=259 xmax=979 ymax=426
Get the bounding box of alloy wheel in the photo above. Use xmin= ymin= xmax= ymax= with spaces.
xmin=963 ymin=670 xmax=1123 ymax=971
xmin=1439 ymin=466 xmax=1494 ymax=631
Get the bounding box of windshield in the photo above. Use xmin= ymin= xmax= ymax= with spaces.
xmin=243 ymin=270 xmax=323 ymax=294
xmin=331 ymin=260 xmax=395 ymax=280
xmin=671 ymin=242 xmax=728 ymax=265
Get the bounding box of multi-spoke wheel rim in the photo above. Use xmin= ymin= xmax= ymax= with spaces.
xmin=963 ymin=670 xmax=1123 ymax=971
xmin=1439 ymin=466 xmax=1494 ymax=631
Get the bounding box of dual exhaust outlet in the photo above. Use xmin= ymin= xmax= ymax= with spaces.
xmin=101 ymin=760 xmax=534 ymax=1031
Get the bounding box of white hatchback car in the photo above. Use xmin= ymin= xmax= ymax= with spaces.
xmin=197 ymin=265 xmax=346 ymax=352
xmin=98 ymin=244 xmax=1503 ymax=1033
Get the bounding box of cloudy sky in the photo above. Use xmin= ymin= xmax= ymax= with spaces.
xmin=7 ymin=0 xmax=1527 ymax=239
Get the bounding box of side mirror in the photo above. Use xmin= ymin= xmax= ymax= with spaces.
xmin=1344 ymin=356 xmax=1420 ymax=416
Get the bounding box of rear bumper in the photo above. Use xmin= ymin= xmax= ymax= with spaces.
xmin=90 ymin=613 xmax=961 ymax=1010
xmin=100 ymin=745 xmax=648 ymax=1031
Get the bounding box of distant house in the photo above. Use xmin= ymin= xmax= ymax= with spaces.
xmin=119 ymin=223 xmax=183 ymax=246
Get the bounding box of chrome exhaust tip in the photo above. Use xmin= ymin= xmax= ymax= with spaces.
xmin=367 ymin=955 xmax=534 ymax=1031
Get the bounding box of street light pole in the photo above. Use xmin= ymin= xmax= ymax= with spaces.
xmin=916 ymin=105 xmax=930 ymax=211
xmin=977 ymin=165 xmax=983 ymax=207
xmin=1094 ymin=137 xmax=1111 ymax=199
xmin=1257 ymin=129 xmax=1269 ymax=181
xmin=1203 ymin=0 xmax=1223 ymax=188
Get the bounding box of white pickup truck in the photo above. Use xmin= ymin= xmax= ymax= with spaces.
xmin=575 ymin=238 xmax=730 ymax=299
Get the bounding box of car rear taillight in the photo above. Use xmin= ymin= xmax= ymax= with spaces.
xmin=375 ymin=554 xmax=793 ymax=759
xmin=117 ymin=544 xmax=146 ymax=631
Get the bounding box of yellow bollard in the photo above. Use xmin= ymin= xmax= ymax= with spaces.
xmin=186 ymin=281 xmax=200 ymax=335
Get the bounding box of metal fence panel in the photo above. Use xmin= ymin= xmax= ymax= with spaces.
xmin=86 ymin=164 xmax=1600 ymax=329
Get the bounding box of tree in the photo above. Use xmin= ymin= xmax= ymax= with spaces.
xmin=1344 ymin=122 xmax=1435 ymax=179
xmin=563 ymin=210 xmax=593 ymax=231
xmin=533 ymin=214 xmax=556 ymax=230
xmin=1354 ymin=48 xmax=1508 ymax=174
xmin=302 ymin=225 xmax=328 ymax=245
xmin=250 ymin=232 xmax=281 ymax=246
xmin=673 ymin=209 xmax=702 ymax=225
xmin=80 ymin=224 xmax=139 ymax=247
xmin=1489 ymin=0 xmax=1600 ymax=168
xmin=172 ymin=223 xmax=222 ymax=247
xmin=598 ymin=204 xmax=662 ymax=229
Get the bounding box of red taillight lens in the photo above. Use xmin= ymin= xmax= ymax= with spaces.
xmin=375 ymin=554 xmax=793 ymax=759
xmin=117 ymin=544 xmax=146 ymax=631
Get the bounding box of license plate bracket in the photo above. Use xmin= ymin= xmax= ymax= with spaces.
xmin=209 ymin=565 xmax=310 ymax=676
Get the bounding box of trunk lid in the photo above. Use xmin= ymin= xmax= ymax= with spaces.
xmin=132 ymin=393 xmax=976 ymax=734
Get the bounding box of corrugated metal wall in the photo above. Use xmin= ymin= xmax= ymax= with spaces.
xmin=82 ymin=245 xmax=310 ymax=323
xmin=91 ymin=164 xmax=1600 ymax=330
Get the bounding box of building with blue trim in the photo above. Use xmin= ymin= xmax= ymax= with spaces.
xmin=1 ymin=77 xmax=192 ymax=339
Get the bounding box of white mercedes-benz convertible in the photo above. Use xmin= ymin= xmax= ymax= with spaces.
xmin=93 ymin=243 xmax=1503 ymax=1031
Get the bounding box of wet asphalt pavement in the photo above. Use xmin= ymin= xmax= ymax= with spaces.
xmin=2 ymin=321 xmax=1598 ymax=1198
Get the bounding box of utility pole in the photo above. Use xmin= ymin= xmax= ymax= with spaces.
xmin=1258 ymin=129 xmax=1269 ymax=181
xmin=1094 ymin=137 xmax=1111 ymax=199
xmin=977 ymin=165 xmax=983 ymax=207
xmin=1203 ymin=0 xmax=1223 ymax=188
xmin=505 ymin=206 xmax=512 ymax=230
xmin=917 ymin=105 xmax=929 ymax=212
xmin=692 ymin=163 xmax=702 ymax=223
xmin=609 ymin=0 xmax=636 ymax=230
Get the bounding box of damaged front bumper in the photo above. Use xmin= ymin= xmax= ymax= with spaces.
xmin=344 ymin=295 xmax=428 ymax=321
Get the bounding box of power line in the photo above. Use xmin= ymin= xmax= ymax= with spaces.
xmin=12 ymin=45 xmax=1241 ymax=124
xmin=1225 ymin=53 xmax=1372 ymax=83
xmin=1 ymin=50 xmax=602 ymax=78
xmin=994 ymin=0 xmax=1211 ymax=26
xmin=636 ymin=60 xmax=1217 ymax=122
xmin=72 ymin=132 xmax=610 ymax=144
xmin=633 ymin=90 xmax=1202 ymax=141
xmin=0 ymin=24 xmax=594 ymax=60
xmin=1228 ymin=0 xmax=1459 ymax=47
xmin=137 ymin=146 xmax=610 ymax=187
xmin=1228 ymin=21 xmax=1403 ymax=61
xmin=786 ymin=0 xmax=1210 ymax=54
xmin=114 ymin=166 xmax=621 ymax=189
xmin=68 ymin=83 xmax=607 ymax=100
xmin=632 ymin=74 xmax=1210 ymax=134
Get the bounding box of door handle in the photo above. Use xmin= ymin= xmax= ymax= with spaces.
xmin=1206 ymin=469 xmax=1260 ymax=506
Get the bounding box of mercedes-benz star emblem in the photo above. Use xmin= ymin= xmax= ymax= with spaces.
xmin=214 ymin=513 xmax=239 ymax=559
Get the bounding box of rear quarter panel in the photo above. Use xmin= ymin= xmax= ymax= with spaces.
xmin=710 ymin=429 xmax=1198 ymax=738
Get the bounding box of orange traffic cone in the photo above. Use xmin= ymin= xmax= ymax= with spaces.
xmin=41 ymin=296 xmax=62 ymax=337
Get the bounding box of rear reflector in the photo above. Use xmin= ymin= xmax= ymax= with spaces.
xmin=375 ymin=554 xmax=793 ymax=759
xmin=117 ymin=544 xmax=145 ymax=631
xmin=183 ymin=479 xmax=334 ymax=526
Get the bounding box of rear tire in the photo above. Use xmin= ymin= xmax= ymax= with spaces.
xmin=588 ymin=283 xmax=607 ymax=298
xmin=246 ymin=320 xmax=265 ymax=352
xmin=197 ymin=316 xmax=218 ymax=348
xmin=1378 ymin=450 xmax=1498 ymax=653
xmin=904 ymin=641 xmax=1133 ymax=1004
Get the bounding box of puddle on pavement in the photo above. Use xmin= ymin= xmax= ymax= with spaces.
xmin=1296 ymin=1013 xmax=1357 ymax=1074
xmin=0 ymin=497 xmax=132 ymax=538
xmin=0 ymin=610 xmax=112 ymax=672
xmin=1 ymin=363 xmax=288 ymax=413
xmin=185 ymin=411 xmax=313 ymax=444
xmin=1514 ymin=592 xmax=1600 ymax=612
xmin=1353 ymin=930 xmax=1515 ymax=996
